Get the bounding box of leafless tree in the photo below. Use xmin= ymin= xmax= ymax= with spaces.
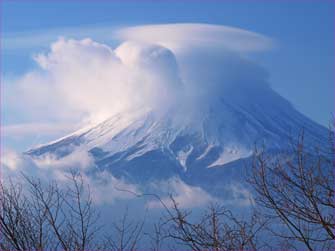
xmin=146 ymin=220 xmax=170 ymax=251
xmin=159 ymin=196 xmax=267 ymax=251
xmin=116 ymin=183 xmax=268 ymax=251
xmin=0 ymin=171 xmax=102 ymax=251
xmin=249 ymin=130 xmax=335 ymax=250
xmin=102 ymin=207 xmax=145 ymax=251
xmin=2 ymin=128 xmax=333 ymax=251
xmin=0 ymin=170 xmax=148 ymax=251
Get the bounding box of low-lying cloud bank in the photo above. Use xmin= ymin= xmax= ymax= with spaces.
xmin=1 ymin=149 xmax=139 ymax=204
xmin=146 ymin=177 xmax=218 ymax=209
xmin=1 ymin=149 xmax=223 ymax=208
xmin=1 ymin=148 xmax=253 ymax=208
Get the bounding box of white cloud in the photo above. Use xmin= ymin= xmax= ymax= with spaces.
xmin=87 ymin=171 xmax=139 ymax=204
xmin=2 ymin=23 xmax=273 ymax=53
xmin=225 ymin=184 xmax=255 ymax=207
xmin=1 ymin=149 xmax=140 ymax=205
xmin=1 ymin=149 xmax=27 ymax=171
xmin=7 ymin=37 xmax=181 ymax=126
xmin=115 ymin=23 xmax=273 ymax=54
xmin=147 ymin=177 xmax=217 ymax=209
xmin=2 ymin=26 xmax=116 ymax=51
xmin=34 ymin=37 xmax=117 ymax=70
xmin=5 ymin=24 xmax=272 ymax=141
xmin=32 ymin=149 xmax=94 ymax=170
xmin=1 ymin=122 xmax=77 ymax=139
xmin=144 ymin=178 xmax=254 ymax=209
xmin=1 ymin=148 xmax=253 ymax=208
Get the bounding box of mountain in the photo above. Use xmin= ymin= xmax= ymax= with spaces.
xmin=26 ymin=82 xmax=327 ymax=198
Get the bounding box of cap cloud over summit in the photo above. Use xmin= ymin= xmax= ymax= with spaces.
xmin=7 ymin=23 xmax=273 ymax=127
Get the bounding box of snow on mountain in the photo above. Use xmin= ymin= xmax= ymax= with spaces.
xmin=26 ymin=81 xmax=327 ymax=199
xmin=23 ymin=30 xmax=327 ymax=200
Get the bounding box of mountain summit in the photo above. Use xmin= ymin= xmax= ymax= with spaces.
xmin=27 ymin=80 xmax=326 ymax=197
xmin=24 ymin=30 xmax=327 ymax=198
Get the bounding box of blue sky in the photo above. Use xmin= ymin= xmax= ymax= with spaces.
xmin=2 ymin=0 xmax=334 ymax=151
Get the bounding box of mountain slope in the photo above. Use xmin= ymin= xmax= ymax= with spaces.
xmin=26 ymin=83 xmax=327 ymax=197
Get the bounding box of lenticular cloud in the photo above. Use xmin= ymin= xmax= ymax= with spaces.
xmin=9 ymin=23 xmax=273 ymax=126
xmin=115 ymin=23 xmax=273 ymax=53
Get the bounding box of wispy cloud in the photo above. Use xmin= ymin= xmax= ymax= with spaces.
xmin=116 ymin=23 xmax=274 ymax=53
xmin=146 ymin=177 xmax=218 ymax=209
xmin=145 ymin=178 xmax=254 ymax=209
xmin=1 ymin=149 xmax=140 ymax=204
xmin=2 ymin=25 xmax=118 ymax=51
xmin=2 ymin=122 xmax=77 ymax=139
